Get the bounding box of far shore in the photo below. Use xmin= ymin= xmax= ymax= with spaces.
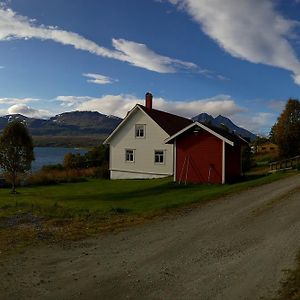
xmin=33 ymin=135 xmax=105 ymax=148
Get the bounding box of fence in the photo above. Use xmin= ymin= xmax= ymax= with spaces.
xmin=269 ymin=155 xmax=300 ymax=172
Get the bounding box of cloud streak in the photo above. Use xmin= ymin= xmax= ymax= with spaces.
xmin=83 ymin=73 xmax=116 ymax=85
xmin=55 ymin=93 xmax=246 ymax=119
xmin=170 ymin=0 xmax=300 ymax=85
xmin=0 ymin=7 xmax=197 ymax=73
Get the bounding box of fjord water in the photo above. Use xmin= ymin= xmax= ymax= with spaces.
xmin=32 ymin=147 xmax=87 ymax=171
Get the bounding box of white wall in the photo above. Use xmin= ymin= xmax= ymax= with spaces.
xmin=110 ymin=170 xmax=169 ymax=179
xmin=109 ymin=108 xmax=173 ymax=179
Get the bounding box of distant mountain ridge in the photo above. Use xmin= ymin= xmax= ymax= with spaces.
xmin=0 ymin=111 xmax=122 ymax=136
xmin=0 ymin=110 xmax=256 ymax=142
xmin=192 ymin=113 xmax=256 ymax=141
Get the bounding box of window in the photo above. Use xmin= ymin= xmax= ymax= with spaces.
xmin=125 ymin=149 xmax=134 ymax=162
xmin=154 ymin=150 xmax=165 ymax=164
xmin=135 ymin=124 xmax=145 ymax=138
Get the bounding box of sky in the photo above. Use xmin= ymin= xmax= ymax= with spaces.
xmin=0 ymin=0 xmax=300 ymax=134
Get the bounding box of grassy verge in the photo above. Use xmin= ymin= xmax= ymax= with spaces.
xmin=0 ymin=171 xmax=295 ymax=257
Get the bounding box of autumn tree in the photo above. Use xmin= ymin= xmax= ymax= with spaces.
xmin=270 ymin=99 xmax=300 ymax=158
xmin=0 ymin=121 xmax=34 ymax=193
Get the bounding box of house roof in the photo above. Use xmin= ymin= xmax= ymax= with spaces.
xmin=204 ymin=123 xmax=249 ymax=145
xmin=103 ymin=104 xmax=193 ymax=144
xmin=138 ymin=105 xmax=193 ymax=136
xmin=165 ymin=121 xmax=249 ymax=146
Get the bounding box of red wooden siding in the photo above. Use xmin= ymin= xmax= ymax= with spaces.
xmin=176 ymin=129 xmax=223 ymax=184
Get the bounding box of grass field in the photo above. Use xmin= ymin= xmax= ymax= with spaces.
xmin=0 ymin=171 xmax=295 ymax=257
xmin=0 ymin=172 xmax=292 ymax=219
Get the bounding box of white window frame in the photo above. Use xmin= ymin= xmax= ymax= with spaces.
xmin=154 ymin=150 xmax=165 ymax=165
xmin=125 ymin=149 xmax=135 ymax=163
xmin=135 ymin=124 xmax=146 ymax=138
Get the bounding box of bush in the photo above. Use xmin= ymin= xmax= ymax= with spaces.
xmin=63 ymin=145 xmax=109 ymax=169
xmin=26 ymin=165 xmax=109 ymax=186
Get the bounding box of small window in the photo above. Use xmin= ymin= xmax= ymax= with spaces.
xmin=262 ymin=147 xmax=266 ymax=150
xmin=135 ymin=124 xmax=145 ymax=138
xmin=125 ymin=149 xmax=134 ymax=162
xmin=154 ymin=150 xmax=165 ymax=164
xmin=270 ymin=147 xmax=275 ymax=150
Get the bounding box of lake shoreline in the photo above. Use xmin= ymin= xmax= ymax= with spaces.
xmin=33 ymin=135 xmax=105 ymax=148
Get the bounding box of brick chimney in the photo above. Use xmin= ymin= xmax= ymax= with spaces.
xmin=145 ymin=92 xmax=153 ymax=110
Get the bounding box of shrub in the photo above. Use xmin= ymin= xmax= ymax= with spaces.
xmin=25 ymin=165 xmax=109 ymax=186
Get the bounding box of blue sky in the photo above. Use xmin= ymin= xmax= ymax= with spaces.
xmin=0 ymin=0 xmax=300 ymax=134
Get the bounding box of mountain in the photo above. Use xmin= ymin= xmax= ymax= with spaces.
xmin=0 ymin=110 xmax=256 ymax=143
xmin=0 ymin=111 xmax=122 ymax=136
xmin=192 ymin=113 xmax=256 ymax=141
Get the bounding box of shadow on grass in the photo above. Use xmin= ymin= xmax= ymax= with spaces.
xmin=58 ymin=181 xmax=183 ymax=202
xmin=235 ymin=174 xmax=268 ymax=182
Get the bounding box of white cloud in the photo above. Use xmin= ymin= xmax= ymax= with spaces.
xmin=0 ymin=97 xmax=38 ymax=105
xmin=83 ymin=73 xmax=116 ymax=85
xmin=7 ymin=104 xmax=51 ymax=118
xmin=56 ymin=94 xmax=142 ymax=117
xmin=111 ymin=38 xmax=196 ymax=73
xmin=55 ymin=95 xmax=94 ymax=108
xmin=153 ymin=95 xmax=246 ymax=117
xmin=0 ymin=7 xmax=197 ymax=73
xmin=56 ymin=93 xmax=245 ymax=119
xmin=170 ymin=0 xmax=300 ymax=85
xmin=232 ymin=112 xmax=276 ymax=134
xmin=56 ymin=93 xmax=279 ymax=133
xmin=0 ymin=65 xmax=4 ymax=69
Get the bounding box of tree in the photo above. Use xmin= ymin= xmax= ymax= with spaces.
xmin=63 ymin=144 xmax=109 ymax=169
xmin=270 ymin=99 xmax=300 ymax=158
xmin=63 ymin=153 xmax=84 ymax=169
xmin=85 ymin=144 xmax=109 ymax=165
xmin=0 ymin=121 xmax=34 ymax=193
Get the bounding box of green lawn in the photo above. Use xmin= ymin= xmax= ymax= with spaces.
xmin=0 ymin=172 xmax=292 ymax=219
xmin=0 ymin=171 xmax=296 ymax=257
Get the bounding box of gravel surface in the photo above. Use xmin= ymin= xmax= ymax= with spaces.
xmin=1 ymin=174 xmax=300 ymax=300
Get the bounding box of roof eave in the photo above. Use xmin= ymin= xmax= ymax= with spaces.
xmin=103 ymin=104 xmax=140 ymax=144
xmin=165 ymin=121 xmax=235 ymax=146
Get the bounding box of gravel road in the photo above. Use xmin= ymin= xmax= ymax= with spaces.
xmin=1 ymin=174 xmax=300 ymax=300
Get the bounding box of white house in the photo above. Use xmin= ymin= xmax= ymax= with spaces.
xmin=104 ymin=93 xmax=192 ymax=179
